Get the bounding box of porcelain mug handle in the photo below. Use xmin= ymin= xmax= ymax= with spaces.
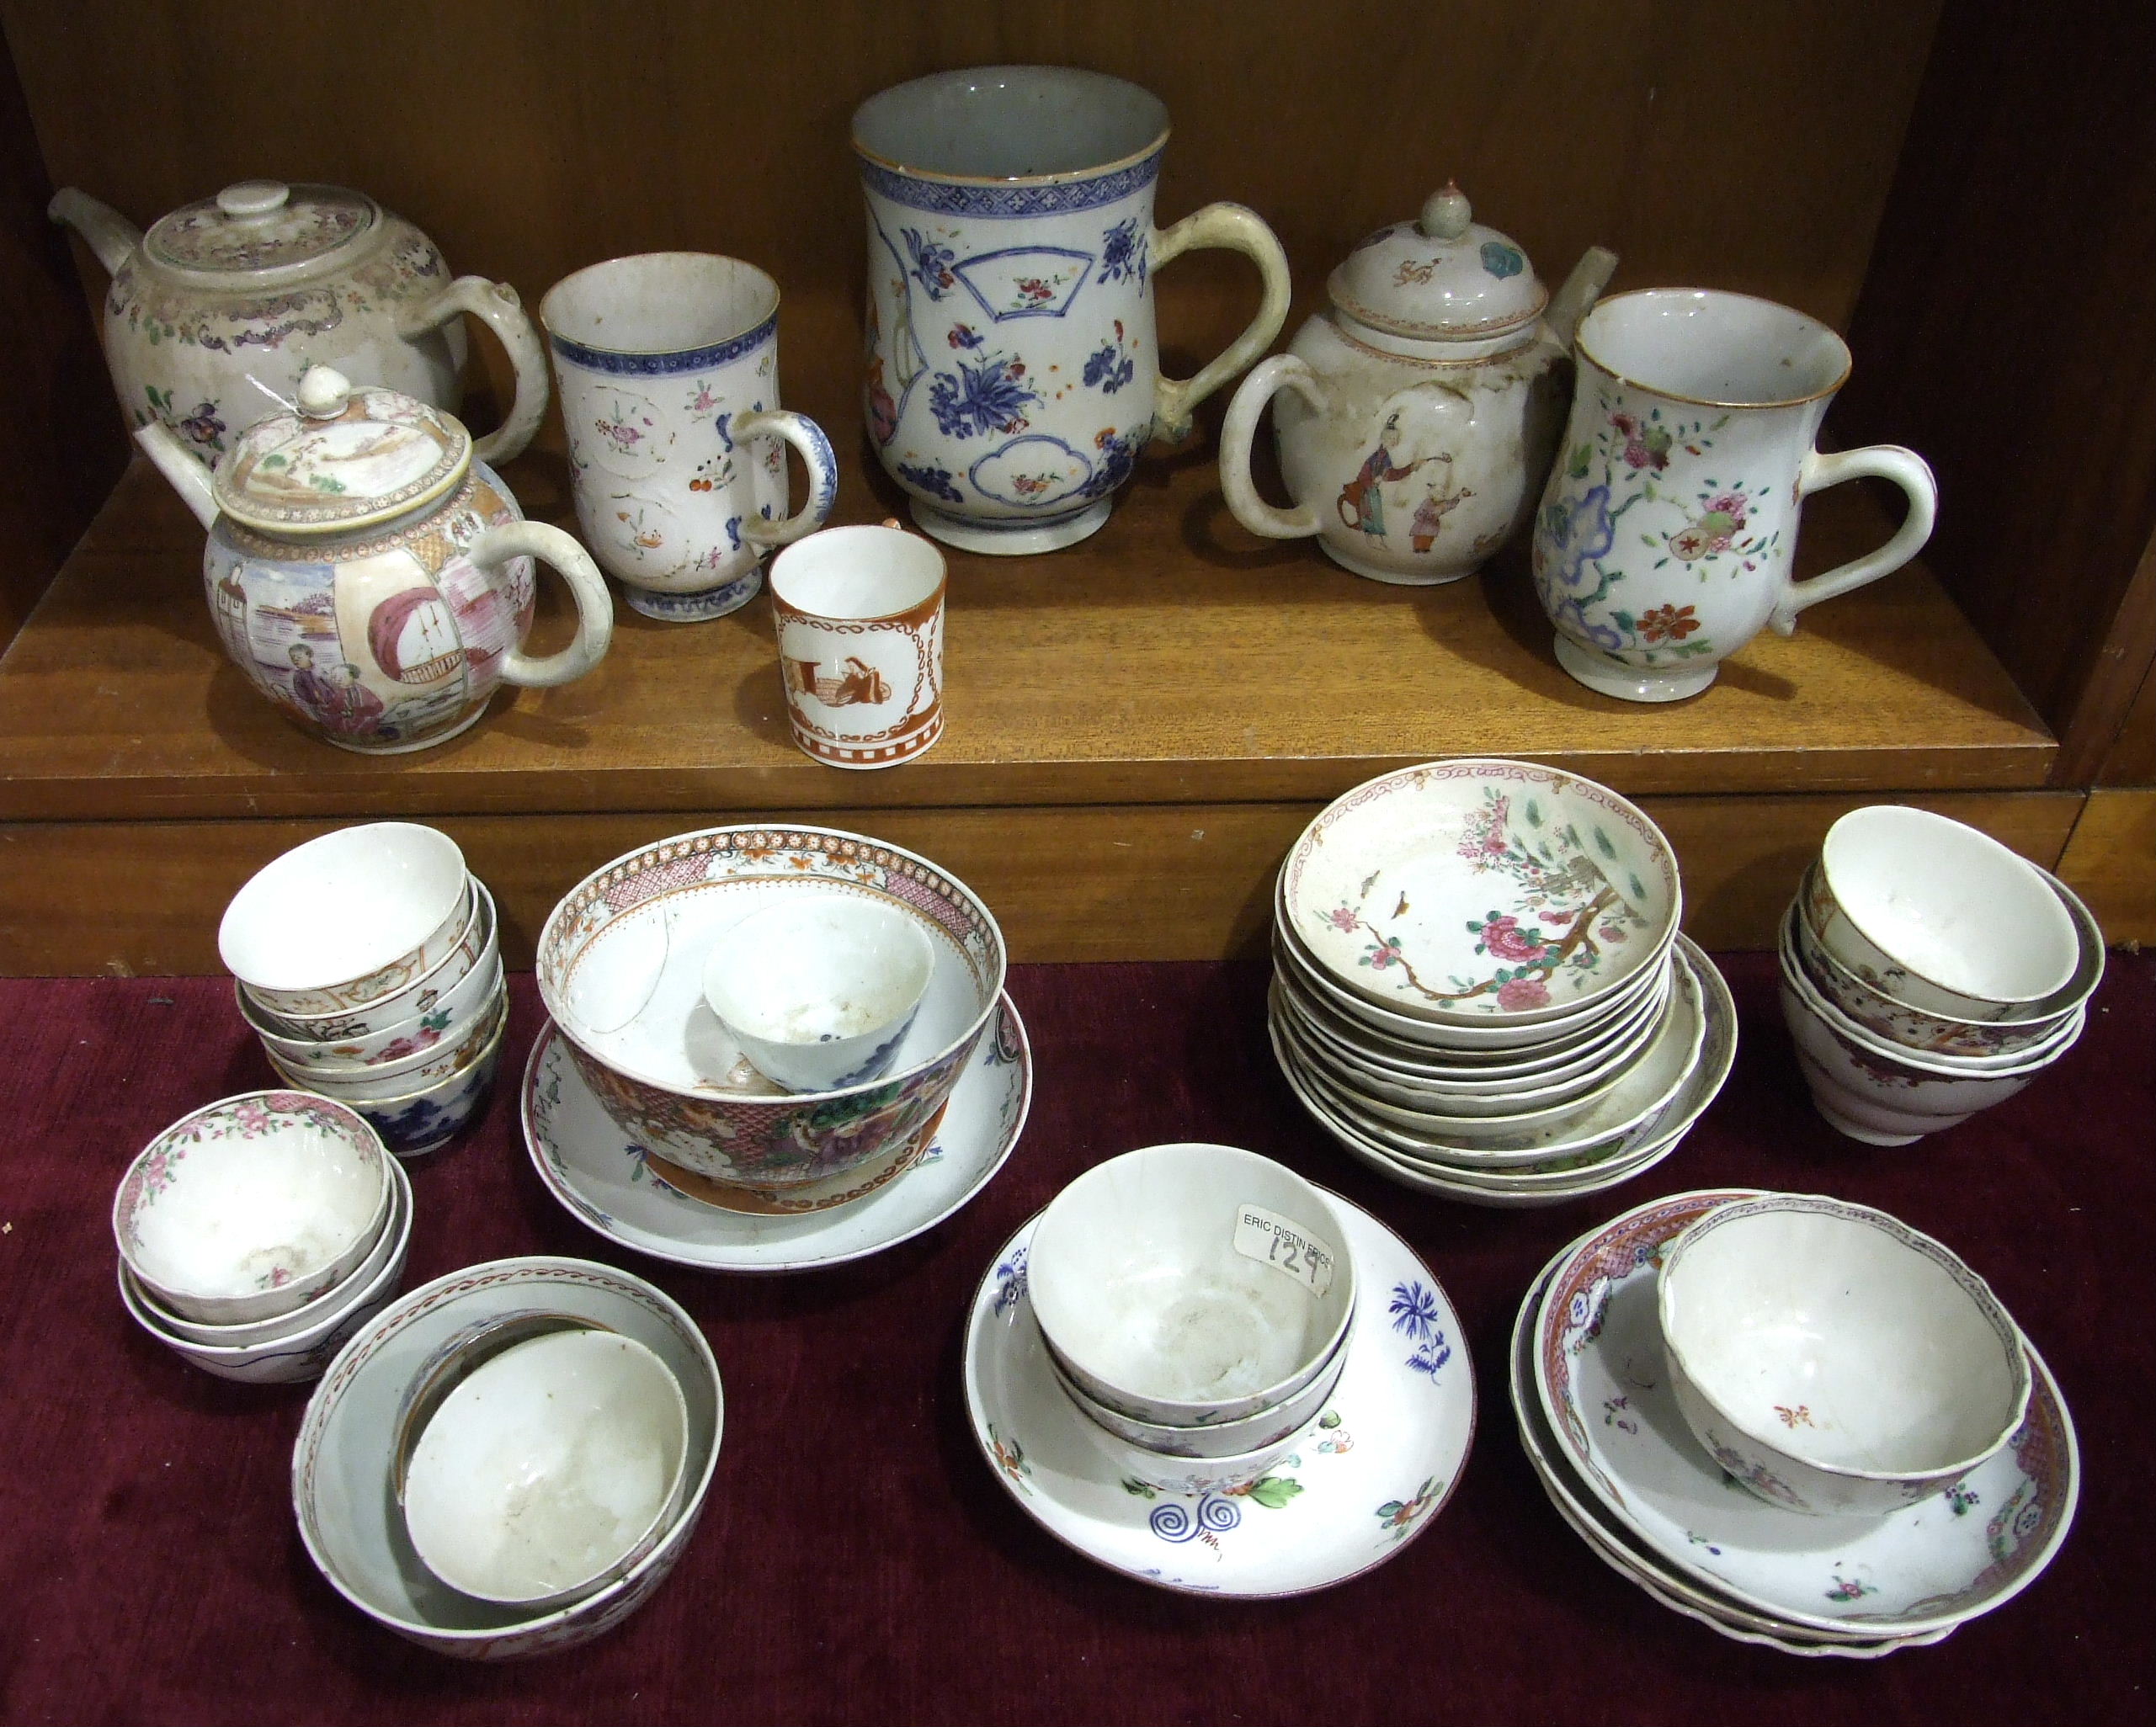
xmin=734 ymin=409 xmax=840 ymax=548
xmin=1219 ymin=354 xmax=1327 ymax=539
xmin=469 ymin=520 xmax=615 ymax=688
xmin=397 ymin=276 xmax=551 ymax=465
xmin=1770 ymin=444 xmax=1938 ymax=635
xmin=1149 ymin=203 xmax=1294 ymax=444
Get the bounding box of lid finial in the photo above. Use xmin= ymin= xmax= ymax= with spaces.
xmin=1417 ymin=183 xmax=1472 ymax=242
xmin=296 ymin=367 xmax=353 ymax=420
xmin=215 ymin=180 xmax=291 ymax=221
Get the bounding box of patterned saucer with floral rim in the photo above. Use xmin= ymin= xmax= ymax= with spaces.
xmin=521 ymin=996 xmax=1030 ymax=1273
xmin=963 ymin=1194 xmax=1476 ymax=1596
xmin=1509 ymin=1246 xmax=1951 ymax=1657
xmin=1532 ymin=1190 xmax=2079 ymax=1639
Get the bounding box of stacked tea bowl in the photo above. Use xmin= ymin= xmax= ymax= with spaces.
xmin=1778 ymin=806 xmax=2102 ymax=1145
xmin=1269 ymin=759 xmax=1735 ymax=1206
xmin=223 ymin=823 xmax=508 ymax=1156
xmin=113 ymin=1091 xmax=413 ymax=1383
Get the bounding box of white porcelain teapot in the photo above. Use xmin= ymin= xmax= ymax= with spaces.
xmin=137 ymin=367 xmax=611 ymax=754
xmin=1220 ymin=185 xmax=1615 ymax=584
xmin=51 ymin=179 xmax=547 ymax=470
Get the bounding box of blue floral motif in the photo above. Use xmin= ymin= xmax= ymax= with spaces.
xmin=1539 ymin=485 xmax=1616 ymax=592
xmin=712 ymin=411 xmax=733 ymax=452
xmin=990 ymin=1246 xmax=1029 ymax=1320
xmin=724 ymin=515 xmax=743 ymax=552
xmin=1389 ymin=1279 xmax=1453 ymax=1379
xmin=902 ymin=228 xmax=957 ymax=300
xmin=896 ymin=460 xmax=965 ymax=504
xmin=1480 ymin=241 xmax=1525 ymax=279
xmin=1078 ymin=426 xmax=1141 ymax=498
xmin=1100 ymin=215 xmax=1148 ymax=287
xmin=946 ymin=322 xmax=984 ymax=350
xmin=929 ymin=351 xmax=1039 ymax=439
xmin=1083 ymin=340 xmax=1135 ymax=394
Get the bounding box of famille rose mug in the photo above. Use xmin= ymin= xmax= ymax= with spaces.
xmin=854 ymin=65 xmax=1291 ymax=555
xmin=1530 ymin=289 xmax=1937 ymax=702
xmin=541 ymin=253 xmax=839 ymax=621
xmin=768 ymin=523 xmax=946 ymax=768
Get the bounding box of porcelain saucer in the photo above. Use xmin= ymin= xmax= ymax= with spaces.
xmin=1532 ymin=1190 xmax=2079 ymax=1639
xmin=964 ymin=1194 xmax=1476 ymax=1597
xmin=1508 ymin=1251 xmax=1951 ymax=1658
xmin=521 ymin=995 xmax=1031 ymax=1273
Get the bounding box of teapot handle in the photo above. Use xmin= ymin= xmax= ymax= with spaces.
xmin=397 ymin=277 xmax=551 ymax=465
xmin=1219 ymin=354 xmax=1326 ymax=539
xmin=1150 ymin=203 xmax=1293 ymax=444
xmin=469 ymin=521 xmax=615 ymax=688
xmin=733 ymin=408 xmax=840 ymax=548
xmin=1770 ymin=444 xmax=1938 ymax=634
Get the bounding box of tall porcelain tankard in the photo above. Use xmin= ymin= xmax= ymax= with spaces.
xmin=854 ymin=65 xmax=1291 ymax=555
xmin=1530 ymin=289 xmax=1937 ymax=702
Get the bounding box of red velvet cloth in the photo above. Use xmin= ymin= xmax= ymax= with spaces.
xmin=1 ymin=954 xmax=2149 ymax=1724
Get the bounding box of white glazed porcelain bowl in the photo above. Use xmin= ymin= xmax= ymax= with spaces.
xmin=701 ymin=895 xmax=936 ymax=1094
xmin=1027 ymin=1144 xmax=1357 ymax=1427
xmin=291 ymin=1010 xmax=511 ymax=1158
xmin=117 ymin=1152 xmax=413 ymax=1382
xmin=535 ymin=826 xmax=1005 ymax=1195
xmin=402 ymin=1327 xmax=691 ymax=1613
xmin=1046 ymin=1317 xmax=1350 ymax=1459
xmin=293 ymin=1257 xmax=721 ymax=1660
xmin=242 ymin=878 xmax=493 ymax=1044
xmin=114 ymin=1091 xmax=392 ymax=1325
xmin=1812 ymin=807 xmax=2079 ymax=1018
xmin=267 ymin=980 xmax=508 ymax=1103
xmin=221 ymin=824 xmax=471 ymax=1017
xmin=1658 ymin=1193 xmax=2032 ymax=1517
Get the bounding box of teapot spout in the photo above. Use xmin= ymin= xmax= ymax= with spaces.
xmin=135 ymin=422 xmax=221 ymax=530
xmin=48 ymin=189 xmax=141 ymax=276
xmin=1546 ymin=246 xmax=1619 ymax=351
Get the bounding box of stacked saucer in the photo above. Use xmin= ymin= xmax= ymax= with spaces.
xmin=223 ymin=824 xmax=508 ymax=1156
xmin=1512 ymin=1188 xmax=2079 ymax=1655
xmin=1778 ymin=806 xmax=2102 ymax=1145
xmin=1269 ymin=759 xmax=1733 ymax=1206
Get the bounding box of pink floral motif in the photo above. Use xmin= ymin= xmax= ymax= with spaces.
xmin=1496 ymin=976 xmax=1551 ymax=1011
xmin=1326 ymin=906 xmax=1360 ymax=933
xmin=1476 ymin=914 xmax=1546 ymax=964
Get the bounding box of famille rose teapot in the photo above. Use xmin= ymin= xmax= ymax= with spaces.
xmin=51 ymin=180 xmax=547 ymax=470
xmin=137 ymin=367 xmax=612 ymax=754
xmin=1221 ymin=185 xmax=1615 ymax=585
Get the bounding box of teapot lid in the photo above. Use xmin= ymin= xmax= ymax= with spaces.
xmin=143 ymin=181 xmax=377 ymax=283
xmin=1326 ymin=183 xmax=1546 ymax=342
xmin=215 ymin=368 xmax=471 ymax=534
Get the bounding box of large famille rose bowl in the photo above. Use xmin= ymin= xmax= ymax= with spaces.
xmin=535 ymin=827 xmax=1006 ymax=1196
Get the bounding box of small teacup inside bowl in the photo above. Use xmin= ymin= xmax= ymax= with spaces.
xmin=1658 ymin=1193 xmax=2031 ymax=1517
xmin=402 ymin=1326 xmax=690 ymax=1613
xmin=701 ymin=896 xmax=936 ymax=1093
xmin=1028 ymin=1144 xmax=1357 ymax=1427
xmin=114 ymin=1092 xmax=391 ymax=1325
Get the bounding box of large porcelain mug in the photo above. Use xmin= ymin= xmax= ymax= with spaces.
xmin=542 ymin=253 xmax=839 ymax=622
xmin=854 ymin=65 xmax=1292 ymax=555
xmin=1530 ymin=289 xmax=1937 ymax=703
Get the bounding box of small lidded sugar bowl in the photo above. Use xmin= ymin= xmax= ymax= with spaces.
xmin=1220 ymin=185 xmax=1616 ymax=584
xmin=136 ymin=367 xmax=612 ymax=754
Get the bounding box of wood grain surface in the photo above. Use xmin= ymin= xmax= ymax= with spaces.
xmin=2058 ymin=787 xmax=2156 ymax=946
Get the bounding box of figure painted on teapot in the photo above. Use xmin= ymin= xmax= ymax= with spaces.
xmin=1221 ymin=184 xmax=1616 ymax=586
xmin=139 ymin=368 xmax=612 ymax=754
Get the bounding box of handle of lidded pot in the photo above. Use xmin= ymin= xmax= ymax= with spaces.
xmin=1770 ymin=444 xmax=1939 ymax=635
xmin=470 ymin=521 xmax=615 ymax=688
xmin=1218 ymin=355 xmax=1326 ymax=539
xmin=397 ymin=277 xmax=551 ymax=465
xmin=1149 ymin=203 xmax=1293 ymax=444
xmin=734 ymin=409 xmax=840 ymax=548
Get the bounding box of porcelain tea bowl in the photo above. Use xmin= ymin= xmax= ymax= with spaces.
xmin=1808 ymin=807 xmax=2079 ymax=1021
xmin=1064 ymin=1380 xmax=1315 ymax=1496
xmin=114 ymin=1091 xmax=391 ymax=1325
xmin=221 ymin=824 xmax=471 ymax=1018
xmin=402 ymin=1327 xmax=690 ymax=1613
xmin=118 ymin=1152 xmax=413 ymax=1381
xmin=700 ymin=895 xmax=936 ymax=1093
xmin=295 ymin=1009 xmax=510 ymax=1157
xmin=293 ymin=1257 xmax=721 ymax=1659
xmin=1026 ymin=1144 xmax=1357 ymax=1427
xmin=1658 ymin=1193 xmax=2031 ymax=1517
xmin=1046 ymin=1318 xmax=1349 ymax=1461
xmin=1280 ymin=759 xmax=1682 ymax=1030
xmin=241 ymin=877 xmax=493 ymax=1044
xmin=268 ymin=980 xmax=508 ymax=1103
xmin=536 ymin=826 xmax=1005 ymax=1198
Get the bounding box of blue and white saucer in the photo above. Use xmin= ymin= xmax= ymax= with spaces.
xmin=964 ymin=1194 xmax=1476 ymax=1597
xmin=521 ymin=995 xmax=1030 ymax=1273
